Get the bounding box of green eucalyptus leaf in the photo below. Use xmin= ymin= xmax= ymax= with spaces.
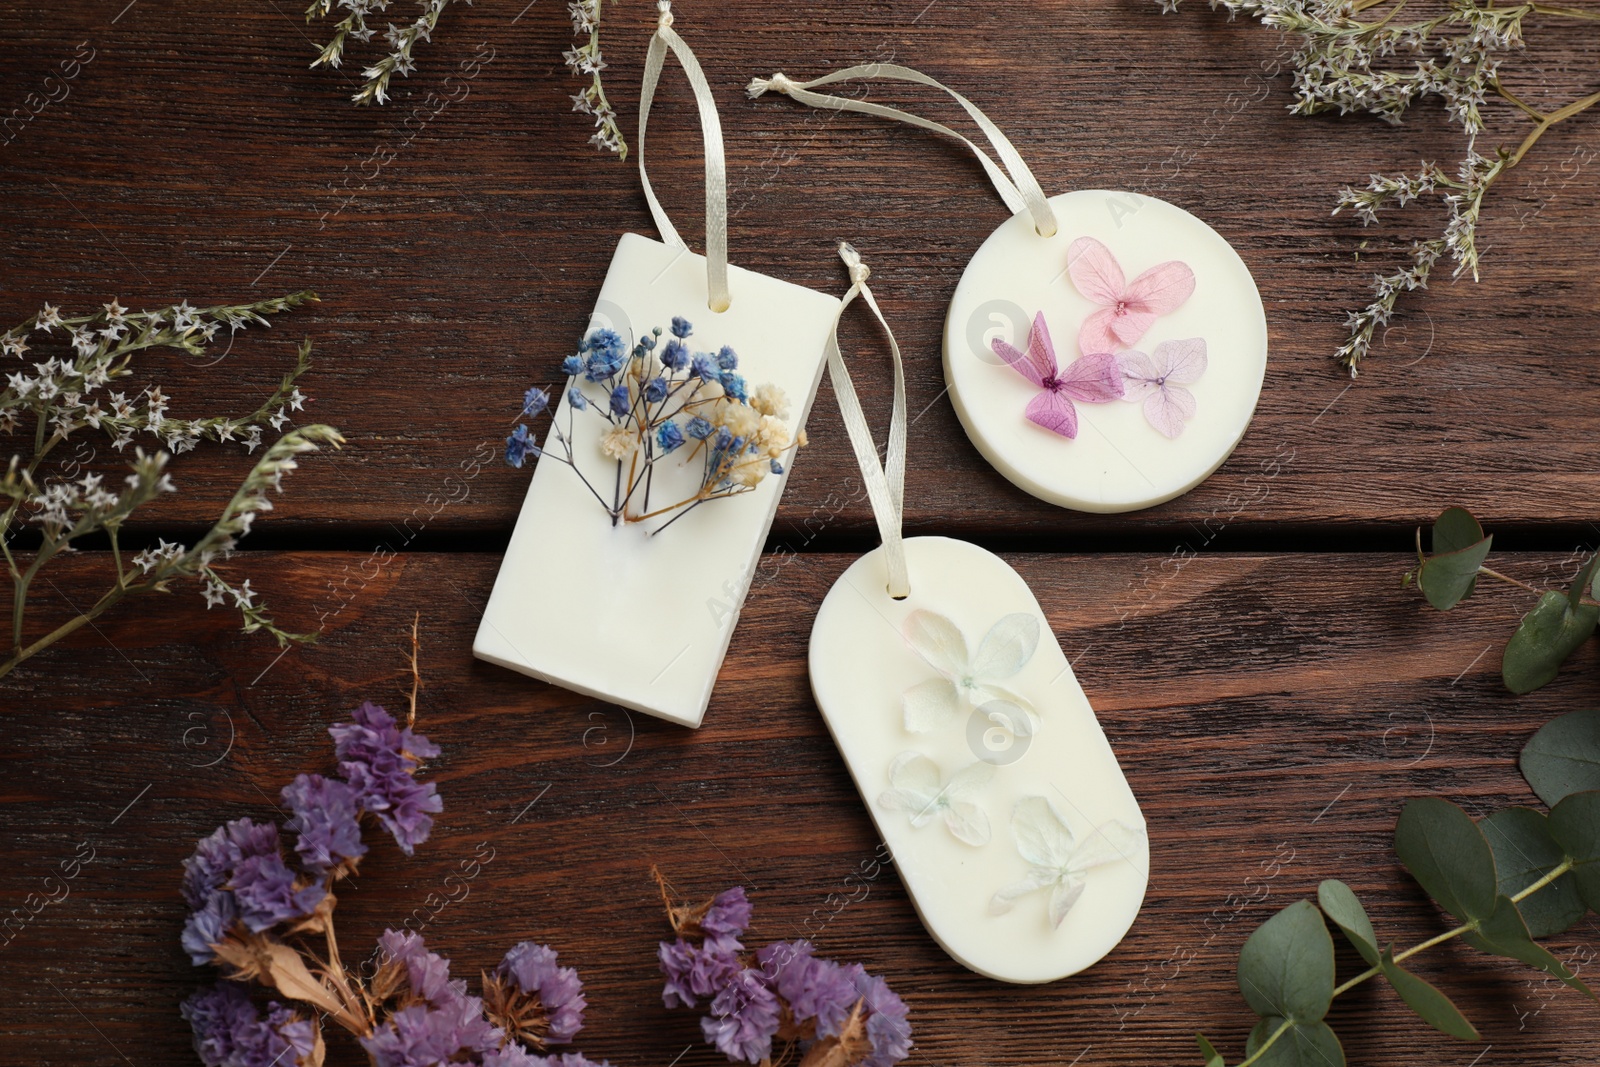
xmin=1379 ymin=945 xmax=1480 ymax=1040
xmin=1416 ymin=536 xmax=1493 ymax=610
xmin=1572 ymin=554 xmax=1600 ymax=611
xmin=1502 ymin=591 xmax=1599 ymax=694
xmin=1461 ymin=894 xmax=1596 ymax=999
xmin=1481 ymin=807 xmax=1588 ymax=937
xmin=1394 ymin=797 xmax=1498 ymax=923
xmin=1195 ymin=1033 xmax=1224 ymax=1067
xmin=1316 ymin=879 xmax=1380 ymax=966
xmin=1548 ymin=790 xmax=1600 ymax=913
xmin=1432 ymin=507 xmax=1485 ymax=554
xmin=1238 ymin=900 xmax=1335 ymax=1024
xmin=1244 ymin=1017 xmax=1347 ymax=1067
xmin=1522 ymin=710 xmax=1600 ymax=806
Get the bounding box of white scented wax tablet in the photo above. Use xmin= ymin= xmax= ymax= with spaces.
xmin=809 ymin=535 xmax=1149 ymax=983
xmin=944 ymin=190 xmax=1268 ymax=513
xmin=476 ymin=232 xmax=841 ymax=728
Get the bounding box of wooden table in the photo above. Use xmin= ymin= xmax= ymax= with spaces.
xmin=3 ymin=2 xmax=1598 ymax=1065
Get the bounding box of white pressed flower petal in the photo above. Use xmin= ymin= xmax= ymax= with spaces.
xmin=944 ymin=800 xmax=991 ymax=847
xmin=944 ymin=759 xmax=996 ymax=798
xmin=1048 ymin=877 xmax=1087 ymax=928
xmin=902 ymin=676 xmax=962 ymax=734
xmin=1070 ymin=819 xmax=1147 ymax=873
xmin=1011 ymin=796 xmax=1076 ymax=869
xmin=988 ymin=867 xmax=1058 ymax=915
xmin=970 ymin=612 xmax=1040 ymax=681
xmin=886 ymin=751 xmax=940 ymax=795
xmin=901 ymin=609 xmax=969 ymax=677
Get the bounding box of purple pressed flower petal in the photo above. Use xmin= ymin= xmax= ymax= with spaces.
xmin=281 ymin=773 xmax=367 ymax=873
xmin=230 ymin=852 xmax=325 ymax=933
xmin=182 ymin=818 xmax=280 ymax=910
xmin=701 ymin=968 xmax=780 ymax=1064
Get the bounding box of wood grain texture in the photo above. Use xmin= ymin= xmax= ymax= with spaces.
xmin=3 ymin=2 xmax=1600 ymax=540
xmin=1 ymin=550 xmax=1597 ymax=1065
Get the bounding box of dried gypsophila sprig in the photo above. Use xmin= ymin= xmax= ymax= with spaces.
xmin=307 ymin=0 xmax=472 ymax=106
xmin=566 ymin=0 xmax=627 ymax=156
xmin=1162 ymin=0 xmax=1600 ymax=375
xmin=1 ymin=291 xmax=338 ymax=680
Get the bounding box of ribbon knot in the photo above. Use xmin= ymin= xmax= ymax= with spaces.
xmin=656 ymin=1 xmax=674 ymax=28
xmin=838 ymin=242 xmax=871 ymax=284
xmin=746 ymin=72 xmax=794 ymax=99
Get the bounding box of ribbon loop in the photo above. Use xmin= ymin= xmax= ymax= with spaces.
xmin=749 ymin=63 xmax=1057 ymax=238
xmin=638 ymin=2 xmax=731 ymax=310
xmin=826 ymin=242 xmax=909 ymax=599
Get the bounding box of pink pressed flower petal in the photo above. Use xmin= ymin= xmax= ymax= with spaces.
xmin=1076 ymin=307 xmax=1121 ymax=360
xmin=1153 ymin=337 xmax=1207 ymax=384
xmin=1057 ymin=352 xmax=1124 ymax=404
xmin=1116 ymin=350 xmax=1160 ymax=401
xmin=1066 ymin=237 xmax=1125 ymax=305
xmin=992 ymin=337 xmax=1043 ymax=387
xmin=1123 ymin=260 xmax=1196 ymax=315
xmin=1025 ymin=312 xmax=1060 ymax=381
xmin=1109 ymin=309 xmax=1158 ymax=347
xmin=1144 ymin=384 xmax=1198 ymax=438
xmin=1025 ymin=388 xmax=1078 ymax=438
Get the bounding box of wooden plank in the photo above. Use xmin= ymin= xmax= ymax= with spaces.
xmin=2 ymin=549 xmax=1596 ymax=1064
xmin=3 ymin=3 xmax=1600 ymax=537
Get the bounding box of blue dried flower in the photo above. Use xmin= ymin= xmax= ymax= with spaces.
xmin=671 ymin=316 xmax=693 ymax=339
xmin=281 ymin=773 xmax=366 ymax=873
xmin=561 ymin=355 xmax=584 ymax=377
xmin=505 ymin=424 xmax=538 ymax=469
xmin=608 ymin=385 xmax=631 ymax=418
xmin=715 ymin=346 xmax=738 ymax=371
xmin=660 ymin=339 xmax=689 ymax=371
xmin=644 ymin=377 xmax=669 ymax=404
xmin=496 ymin=941 xmax=587 ymax=1044
xmin=686 ymin=416 xmax=714 ymax=440
xmin=182 ymin=983 xmax=317 ymax=1067
xmin=583 ymin=329 xmax=624 ymax=360
xmin=769 ymin=459 xmax=783 ymax=475
xmin=713 ymin=428 xmax=733 ymax=453
xmin=329 ymin=702 xmax=442 ymax=857
xmin=231 ymin=852 xmax=325 ymax=933
xmin=567 ymin=387 xmax=587 ymax=411
xmin=640 ymin=331 xmax=658 ymax=351
xmin=719 ymin=373 xmax=748 ymax=402
xmin=657 ymin=421 xmax=685 ymax=453
xmin=689 ymin=355 xmax=718 ymax=381
xmin=523 ymin=387 xmax=550 ymax=418
xmin=701 ymin=968 xmax=780 ymax=1064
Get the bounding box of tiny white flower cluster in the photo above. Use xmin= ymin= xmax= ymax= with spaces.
xmin=565 ymin=0 xmax=626 ymax=156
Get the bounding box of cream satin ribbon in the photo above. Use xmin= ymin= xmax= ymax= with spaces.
xmin=827 ymin=242 xmax=909 ymax=599
xmin=638 ymin=2 xmax=731 ymax=311
xmin=748 ymin=64 xmax=1058 ymax=239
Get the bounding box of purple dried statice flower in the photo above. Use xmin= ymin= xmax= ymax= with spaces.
xmin=182 ymin=890 xmax=240 ymax=965
xmin=658 ymin=938 xmax=742 ymax=1009
xmin=230 ymin=852 xmax=326 ymax=933
xmin=181 ymin=982 xmax=318 ymax=1067
xmin=699 ymin=887 xmax=752 ymax=950
xmin=362 ymin=998 xmax=503 ymax=1067
xmin=485 ymin=1051 xmax=613 ymax=1067
xmin=330 ymin=701 xmax=442 ymax=856
xmin=374 ymin=928 xmax=464 ymax=1007
xmin=700 ymin=968 xmax=781 ymax=1064
xmin=757 ymin=940 xmax=859 ymax=1040
xmin=182 ymin=818 xmax=280 ymax=909
xmin=849 ymin=966 xmax=912 ymax=1067
xmin=280 ymin=772 xmax=366 ymax=873
xmin=491 ymin=941 xmax=587 ymax=1045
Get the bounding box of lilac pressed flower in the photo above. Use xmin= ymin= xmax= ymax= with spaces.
xmin=608 ymin=384 xmax=631 ymax=417
xmin=182 ymin=890 xmax=239 ymax=965
xmin=523 ymin=387 xmax=551 ymax=418
xmin=486 ymin=1053 xmax=613 ymax=1067
xmin=699 ymin=886 xmax=752 ymax=948
xmin=758 ymin=941 xmax=858 ymax=1040
xmin=281 ymin=773 xmax=366 ymax=873
xmin=182 ymin=818 xmax=281 ymax=909
xmin=494 ymin=941 xmax=587 ymax=1045
xmin=670 ymin=316 xmax=693 ymax=339
xmin=230 ymin=851 xmax=326 ymax=933
xmin=659 ymin=938 xmax=742 ymax=1009
xmin=849 ymin=966 xmax=912 ymax=1067
xmin=182 ymin=982 xmax=317 ymax=1067
xmin=361 ymin=997 xmax=503 ymax=1067
xmin=700 ymin=968 xmax=781 ymax=1064
xmin=376 ymin=928 xmax=457 ymax=1005
xmin=330 ymin=702 xmax=442 ymax=856
xmin=657 ymin=421 xmax=684 ymax=453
